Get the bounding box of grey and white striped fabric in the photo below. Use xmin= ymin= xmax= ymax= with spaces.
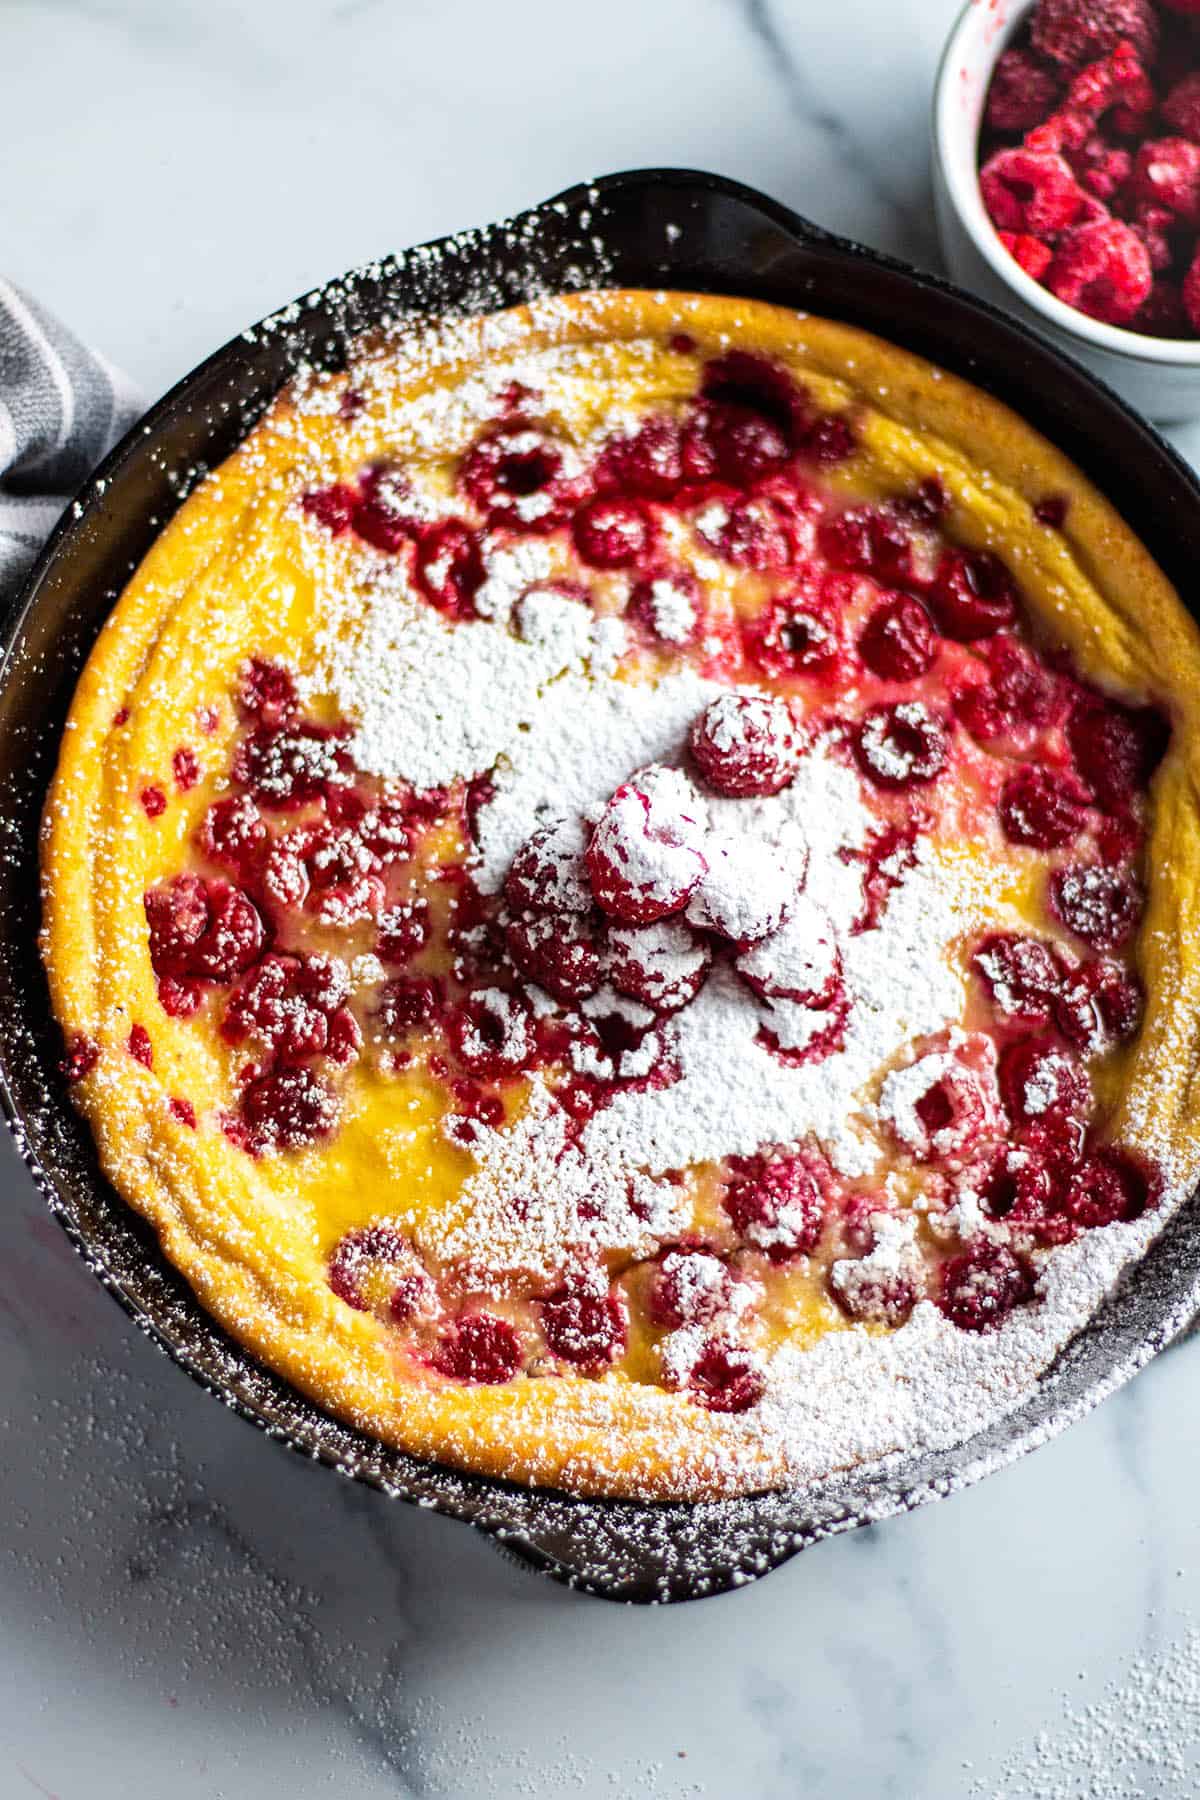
xmin=0 ymin=277 xmax=141 ymax=603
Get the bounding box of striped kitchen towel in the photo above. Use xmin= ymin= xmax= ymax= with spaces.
xmin=0 ymin=277 xmax=141 ymax=604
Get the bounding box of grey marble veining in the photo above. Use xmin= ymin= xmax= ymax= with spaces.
xmin=4 ymin=0 xmax=1200 ymax=1794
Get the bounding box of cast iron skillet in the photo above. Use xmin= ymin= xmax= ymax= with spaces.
xmin=4 ymin=169 xmax=1199 ymax=1605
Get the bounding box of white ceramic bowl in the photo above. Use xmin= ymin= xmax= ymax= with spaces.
xmin=932 ymin=0 xmax=1200 ymax=421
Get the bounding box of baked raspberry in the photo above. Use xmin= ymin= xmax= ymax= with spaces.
xmin=687 ymin=832 xmax=797 ymax=943
xmin=432 ymin=1313 xmax=522 ymax=1384
xmin=686 ymin=1339 xmax=764 ymax=1414
xmin=746 ymin=592 xmax=842 ymax=681
xmin=1054 ymin=958 xmax=1143 ymax=1050
xmin=605 ymin=917 xmax=711 ymax=1011
xmin=1133 ymin=137 xmax=1200 ymax=225
xmin=954 ymin=634 xmax=1064 ymax=745
xmin=980 ymin=148 xmax=1085 ymax=236
xmin=818 ymin=506 xmax=914 ymax=587
xmin=1163 ymin=71 xmax=1200 ymax=139
xmin=156 ymin=976 xmax=203 ymax=1019
xmin=61 ymin=1033 xmax=99 ymax=1082
xmin=223 ymin=952 xmax=351 ymax=1063
xmin=168 ymin=1096 xmax=197 ymax=1129
xmin=854 ymin=701 xmax=948 ymax=789
xmin=234 ymin=723 xmax=351 ymax=809
xmin=880 ymin=1037 xmax=1002 ymax=1164
xmin=1049 ymin=862 xmax=1142 ymax=950
xmin=140 ymin=785 xmax=166 ymax=818
xmin=505 ymin=908 xmax=603 ymax=1002
xmin=689 ymin=692 xmax=802 ymax=797
xmin=596 ymin=415 xmax=686 ymax=500
xmin=938 ymin=1241 xmax=1036 ymax=1332
xmin=858 ymin=594 xmax=938 ymax=682
xmin=459 ymin=425 xmax=572 ymax=528
xmin=572 ymin=496 xmax=654 ymax=569
xmin=986 ymin=47 xmax=1064 ymax=134
xmin=827 ymin=1218 xmax=920 ymax=1327
xmin=128 ymin=1022 xmax=153 ymax=1068
xmin=848 ymin=817 xmax=923 ymax=933
xmin=973 ymin=932 xmax=1067 ymax=1025
xmin=376 ymin=897 xmax=431 ymax=965
xmin=1034 ymin=494 xmax=1070 ymax=529
xmin=972 ymin=1140 xmax=1069 ymax=1244
xmin=327 ymin=1223 xmax=434 ymax=1317
xmin=927 ymin=548 xmax=1018 ymax=641
xmin=999 ymin=1035 xmax=1091 ymax=1128
xmin=724 ymin=1150 xmax=826 ymax=1260
xmin=172 ymin=747 xmax=200 ymax=792
xmin=448 ymin=987 xmax=535 ymax=1078
xmin=145 ymin=875 xmax=265 ymax=984
xmin=734 ymin=893 xmax=839 ymax=1004
xmin=586 ymin=765 xmax=709 ymax=925
xmin=538 ymin=1270 xmax=627 ymax=1371
xmin=800 ymin=413 xmax=857 ymax=467
xmin=999 ymin=764 xmax=1090 ymax=849
xmin=412 ymin=519 xmax=486 ymax=619
xmin=692 ymin=401 xmax=791 ymax=489
xmin=1030 ymin=0 xmax=1158 ymax=71
xmin=700 ymin=350 xmax=808 ymax=442
xmin=1046 ymin=219 xmax=1153 ymax=326
xmin=998 ymin=232 xmax=1055 ymax=279
xmin=197 ymin=793 xmax=268 ymax=879
xmin=1067 ymin=695 xmax=1168 ymax=810
xmin=505 ymin=816 xmax=593 ymax=915
xmin=238 ymin=658 xmax=297 ymax=729
xmin=694 ymin=491 xmax=800 ymax=571
xmin=376 ymin=974 xmax=443 ymax=1037
xmin=301 ymin=483 xmax=357 ymax=536
xmin=239 ymin=1064 xmax=339 ymax=1152
xmin=1062 ymin=1145 xmax=1157 ymax=1227
xmin=649 ymin=1249 xmax=734 ymax=1329
xmin=627 ymin=569 xmax=702 ymax=647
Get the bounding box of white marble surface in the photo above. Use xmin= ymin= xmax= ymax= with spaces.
xmin=5 ymin=0 xmax=1200 ymax=1794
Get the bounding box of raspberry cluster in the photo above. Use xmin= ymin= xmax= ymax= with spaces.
xmin=979 ymin=0 xmax=1200 ymax=334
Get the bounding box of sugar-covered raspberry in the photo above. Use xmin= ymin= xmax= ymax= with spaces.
xmin=1054 ymin=958 xmax=1143 ymax=1051
xmin=538 ymin=1268 xmax=627 ymax=1371
xmin=986 ymin=47 xmax=1063 ymax=134
xmin=1133 ymin=137 xmax=1200 ymax=226
xmin=828 ymin=1214 xmax=921 ymax=1327
xmin=1049 ymin=862 xmax=1142 ymax=950
xmin=927 ymin=548 xmax=1018 ymax=641
xmin=586 ymin=765 xmax=709 ymax=924
xmin=649 ymin=1249 xmax=734 ymax=1329
xmin=411 ymin=518 xmax=486 ymax=619
xmin=685 ymin=1338 xmax=765 ymax=1413
xmin=505 ymin=908 xmax=603 ymax=1002
xmin=505 ymin=816 xmax=593 ymax=914
xmin=999 ymin=764 xmax=1091 ymax=849
xmin=1046 ymin=219 xmax=1153 ymax=326
xmin=376 ymin=896 xmax=431 ymax=965
xmin=448 ymin=987 xmax=535 ymax=1078
xmin=1061 ymin=1145 xmax=1158 ymax=1228
xmin=746 ymin=591 xmax=843 ymax=681
xmin=604 ymin=917 xmax=712 ymax=1012
xmin=144 ymin=874 xmax=265 ymax=986
xmin=689 ymin=692 xmax=803 ymax=798
xmin=724 ymin=1149 xmax=828 ymax=1260
xmin=376 ymin=973 xmax=444 ymax=1037
xmin=694 ymin=490 xmax=802 ymax=571
xmin=223 ymin=952 xmax=351 ymax=1064
xmin=973 ymin=931 xmax=1067 ymax=1025
xmin=735 ymin=892 xmax=839 ymax=1004
xmin=572 ymin=495 xmax=654 ymax=569
xmin=686 ymin=831 xmax=798 ymax=943
xmin=432 ymin=1312 xmax=523 ymax=1383
xmin=938 ymin=1241 xmax=1036 ymax=1332
xmin=627 ymin=570 xmax=702 ymax=646
xmin=596 ymin=415 xmax=686 ymax=500
xmin=238 ymin=658 xmax=298 ymax=729
xmin=879 ymin=1035 xmax=1002 ymax=1165
xmin=999 ymin=1035 xmax=1092 ymax=1128
xmin=328 ymin=1223 xmax=435 ymax=1319
xmin=980 ymin=148 xmax=1085 ymax=237
xmin=197 ymin=793 xmax=268 ymax=880
xmin=458 ymin=424 xmax=574 ymax=528
xmin=234 ymin=723 xmax=352 ymax=809
xmin=61 ymin=1033 xmax=100 ymax=1082
xmin=858 ymin=593 xmax=938 ymax=682
xmin=239 ymin=1065 xmax=340 ymax=1153
xmin=1031 ymin=0 xmax=1158 ymax=71
xmin=854 ymin=701 xmax=948 ymax=790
